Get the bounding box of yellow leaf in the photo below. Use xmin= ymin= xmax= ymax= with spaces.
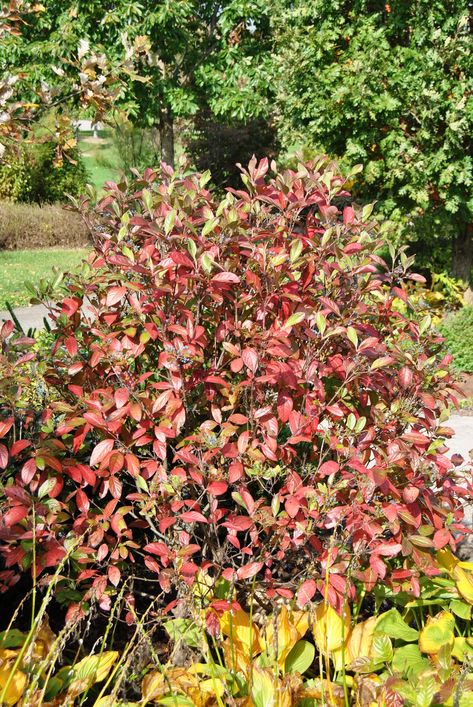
xmin=437 ymin=548 xmax=473 ymax=604
xmin=419 ymin=611 xmax=455 ymax=654
xmin=263 ymin=606 xmax=300 ymax=667
xmin=313 ymin=602 xmax=351 ymax=654
xmin=0 ymin=662 xmax=27 ymax=706
xmin=451 ymin=637 xmax=473 ymax=663
xmin=68 ymin=651 xmax=118 ymax=695
xmin=345 ymin=616 xmax=377 ymax=665
xmin=220 ymin=609 xmax=262 ymax=655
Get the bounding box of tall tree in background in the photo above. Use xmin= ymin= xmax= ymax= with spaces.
xmin=0 ymin=0 xmax=272 ymax=168
xmin=272 ymin=0 xmax=473 ymax=280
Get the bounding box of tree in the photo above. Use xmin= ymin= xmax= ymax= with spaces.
xmin=272 ymin=0 xmax=473 ymax=281
xmin=0 ymin=1 xmax=273 ymax=168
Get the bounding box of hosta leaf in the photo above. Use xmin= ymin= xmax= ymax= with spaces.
xmin=345 ymin=616 xmax=377 ymax=665
xmin=0 ymin=663 xmax=27 ymax=707
xmin=68 ymin=651 xmax=119 ymax=695
xmin=251 ymin=667 xmax=280 ymax=707
xmin=285 ymin=639 xmax=315 ymax=675
xmin=313 ymin=602 xmax=351 ymax=653
xmin=419 ymin=611 xmax=455 ymax=654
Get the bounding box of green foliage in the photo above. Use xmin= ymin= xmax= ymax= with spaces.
xmin=0 ymin=143 xmax=88 ymax=203
xmin=440 ymin=306 xmax=473 ymax=372
xmin=272 ymin=0 xmax=473 ymax=278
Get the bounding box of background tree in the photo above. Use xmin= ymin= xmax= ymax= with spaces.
xmin=272 ymin=0 xmax=473 ymax=281
xmin=0 ymin=0 xmax=273 ymax=169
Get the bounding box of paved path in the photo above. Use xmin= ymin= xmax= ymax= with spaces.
xmin=0 ymin=304 xmax=52 ymax=331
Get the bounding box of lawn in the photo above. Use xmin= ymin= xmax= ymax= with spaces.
xmin=78 ymin=130 xmax=122 ymax=191
xmin=0 ymin=248 xmax=89 ymax=308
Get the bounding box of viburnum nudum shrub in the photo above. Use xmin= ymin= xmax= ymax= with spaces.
xmin=0 ymin=158 xmax=471 ymax=620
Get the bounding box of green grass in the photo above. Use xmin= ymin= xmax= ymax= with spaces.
xmin=0 ymin=248 xmax=89 ymax=308
xmin=78 ymin=130 xmax=122 ymax=192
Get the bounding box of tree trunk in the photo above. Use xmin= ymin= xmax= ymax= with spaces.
xmin=159 ymin=109 xmax=174 ymax=169
xmin=452 ymin=223 xmax=473 ymax=284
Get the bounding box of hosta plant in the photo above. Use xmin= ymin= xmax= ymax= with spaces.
xmin=0 ymin=157 xmax=471 ymax=622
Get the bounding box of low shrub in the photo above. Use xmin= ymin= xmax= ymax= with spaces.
xmin=0 ymin=144 xmax=88 ymax=205
xmin=440 ymin=307 xmax=473 ymax=373
xmin=0 ymin=201 xmax=89 ymax=250
xmin=0 ymin=158 xmax=470 ymax=634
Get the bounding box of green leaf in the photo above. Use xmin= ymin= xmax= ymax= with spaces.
xmin=186 ymin=238 xmax=197 ymax=260
xmin=374 ymin=608 xmax=419 ymax=642
xmin=201 ymin=253 xmax=214 ymax=273
xmin=285 ymin=640 xmax=315 ymax=675
xmin=371 ymin=634 xmax=393 ymax=663
xmin=163 ymin=618 xmax=201 ymax=648
xmin=202 ymin=217 xmax=219 ymax=236
xmin=450 ymin=598 xmax=471 ymax=620
xmin=316 ymin=312 xmax=327 ymax=335
xmin=164 ymin=209 xmax=176 ymax=235
xmin=392 ymin=644 xmax=430 ymax=678
xmin=0 ymin=629 xmax=26 ymax=649
xmin=346 ymin=326 xmax=358 ymax=348
xmin=38 ymin=477 xmax=57 ymax=499
xmin=290 ymin=239 xmax=303 ymax=262
xmin=285 ymin=312 xmax=305 ymax=328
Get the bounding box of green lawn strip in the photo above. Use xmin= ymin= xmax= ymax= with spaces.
xmin=0 ymin=248 xmax=89 ymax=308
xmin=78 ymin=131 xmax=122 ymax=192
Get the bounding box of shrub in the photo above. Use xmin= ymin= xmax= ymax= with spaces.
xmin=440 ymin=306 xmax=473 ymax=373
xmin=0 ymin=201 xmax=89 ymax=250
xmin=0 ymin=144 xmax=88 ymax=204
xmin=0 ymin=158 xmax=470 ymax=624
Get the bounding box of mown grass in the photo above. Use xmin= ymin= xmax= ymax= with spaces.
xmin=78 ymin=130 xmax=122 ymax=192
xmin=0 ymin=248 xmax=89 ymax=308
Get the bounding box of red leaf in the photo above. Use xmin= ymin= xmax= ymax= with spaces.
xmin=319 ymin=461 xmax=339 ymax=477
xmin=229 ymin=461 xmax=244 ymax=482
xmin=180 ymin=511 xmax=208 ymax=524
xmin=0 ymin=443 xmax=8 ymax=469
xmin=211 ymin=272 xmax=240 ymax=284
xmin=285 ymin=496 xmax=300 ymax=518
xmin=4 ymin=507 xmax=28 ymax=527
xmin=297 ymin=579 xmax=317 ymax=608
xmin=21 ymin=458 xmax=36 ymax=484
xmin=106 ymin=287 xmax=127 ymax=307
xmin=433 ymin=528 xmax=451 ymax=550
xmin=108 ymin=565 xmax=121 ymax=587
xmin=90 ymin=439 xmax=114 ymax=467
xmin=242 ymin=348 xmax=258 ymax=373
xmin=10 ymin=439 xmax=30 ymax=457
xmin=399 ymin=366 xmax=413 ymax=389
xmin=0 ymin=418 xmax=13 ymax=438
xmin=76 ymin=489 xmax=90 ymax=513
xmin=237 ymin=562 xmax=263 ymax=580
xmin=115 ymin=388 xmax=130 ymax=408
xmin=207 ymin=481 xmax=228 ymax=496
xmin=61 ymin=297 xmax=80 ymax=317
xmin=375 ymin=542 xmax=402 ymax=557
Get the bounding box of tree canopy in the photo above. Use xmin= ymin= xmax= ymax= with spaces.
xmin=272 ymin=0 xmax=473 ymax=279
